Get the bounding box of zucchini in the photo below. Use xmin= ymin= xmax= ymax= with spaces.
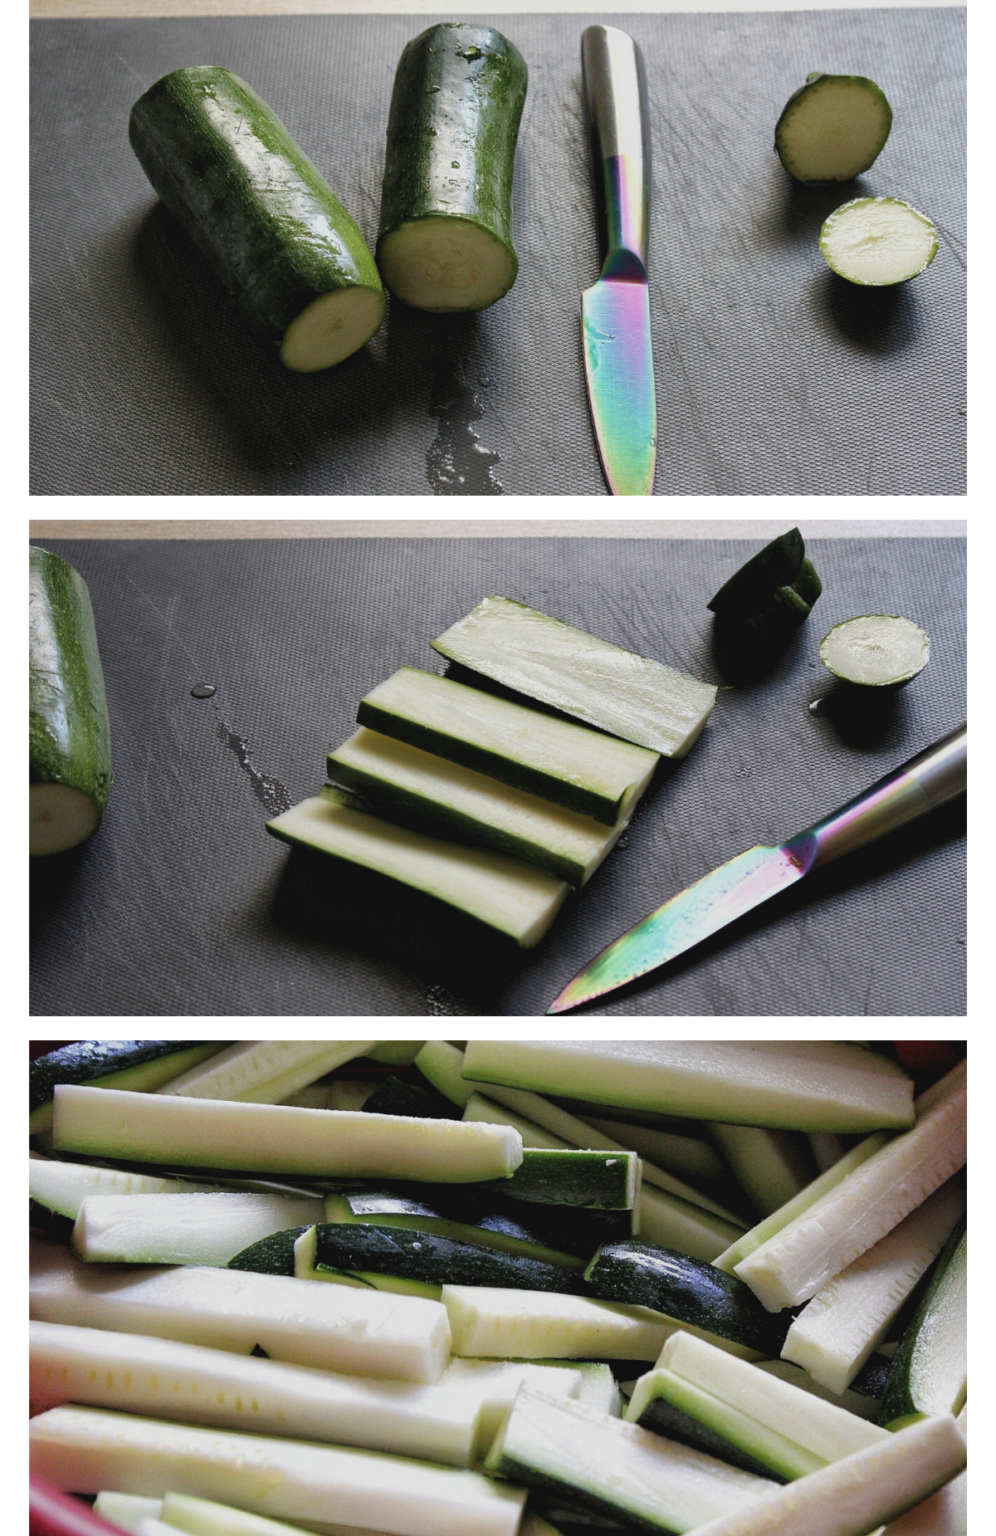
xmin=228 ymin=1226 xmax=311 ymax=1276
xmin=460 ymin=1041 xmax=915 ymax=1133
xmin=158 ymin=1042 xmax=375 ymax=1104
xmin=431 ymin=596 xmax=717 ymax=757
xmin=129 ymin=67 xmax=385 ymax=371
xmin=439 ymin=1357 xmax=585 ymax=1460
xmin=484 ymin=1385 xmax=776 ymax=1532
xmin=578 ymin=1118 xmax=729 ymax=1189
xmin=296 ymin=1221 xmax=589 ymax=1295
xmin=820 ymin=197 xmax=937 ymax=287
xmin=442 ymin=1284 xmax=681 ymax=1361
xmin=752 ymin=1360 xmax=884 ymax=1422
xmin=71 ymin=1191 xmax=321 ymax=1266
xmin=819 ymin=615 xmax=931 ymax=686
xmin=671 ymin=1414 xmax=965 ymax=1536
xmin=416 ymin=1041 xmax=477 ymax=1109
xmin=157 ymin=1494 xmax=316 ymax=1536
xmin=52 ymin=1084 xmax=523 ymax=1181
xmin=377 ymin=25 xmax=527 ymax=312
xmin=360 ymin=1074 xmax=459 ymax=1119
xmin=774 ymin=74 xmax=892 ymax=183
xmin=365 ymin=1042 xmax=428 ymax=1066
xmin=734 ymin=1061 xmax=966 ymax=1311
xmin=266 ymin=791 xmax=569 ymax=948
xmin=635 ymin=1185 xmax=745 ymax=1265
xmin=30 ymin=1042 xmax=224 ymax=1135
xmin=707 ymin=530 xmax=822 ymax=644
xmin=30 ymin=547 xmax=113 ymax=856
xmin=94 ymin=1493 xmax=164 ymax=1532
xmin=30 ymin=1234 xmax=451 ymax=1383
xmin=354 ymin=670 xmax=658 ymax=828
xmin=489 ymin=1148 xmax=638 ymax=1209
xmin=706 ymin=1127 xmax=817 ymax=1220
xmin=780 ymin=1172 xmax=965 ymax=1394
xmin=879 ymin=1221 xmax=967 ymax=1428
xmin=582 ymin=1244 xmax=791 ymax=1358
xmin=29 ymin=1405 xmax=528 ymax=1536
xmin=30 ymin=1319 xmax=483 ymax=1467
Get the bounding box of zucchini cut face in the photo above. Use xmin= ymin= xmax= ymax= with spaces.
xmin=280 ymin=285 xmax=387 ymax=372
xmin=379 ymin=217 xmax=517 ymax=313
xmin=820 ymin=615 xmax=930 ymax=686
xmin=775 ymin=73 xmax=893 ymax=183
xmin=820 ymin=199 xmax=938 ymax=287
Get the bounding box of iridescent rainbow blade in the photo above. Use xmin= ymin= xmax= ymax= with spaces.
xmin=582 ymin=276 xmax=656 ymax=497
xmin=548 ymin=842 xmax=809 ymax=1014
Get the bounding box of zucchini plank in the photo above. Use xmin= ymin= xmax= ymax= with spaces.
xmin=879 ymin=1222 xmax=967 ymax=1427
xmin=72 ymin=1192 xmax=322 ymax=1267
xmin=129 ymin=67 xmax=385 ymax=370
xmin=378 ymin=25 xmax=527 ymax=311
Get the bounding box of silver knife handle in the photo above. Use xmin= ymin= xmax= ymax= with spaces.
xmin=791 ymin=724 xmax=967 ymax=871
xmin=581 ymin=25 xmax=651 ymax=274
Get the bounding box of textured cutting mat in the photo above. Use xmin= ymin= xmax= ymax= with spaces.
xmin=30 ymin=536 xmax=966 ymax=1017
xmin=30 ymin=9 xmax=965 ymax=495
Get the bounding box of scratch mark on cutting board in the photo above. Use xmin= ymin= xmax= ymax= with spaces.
xmin=217 ymin=723 xmax=292 ymax=817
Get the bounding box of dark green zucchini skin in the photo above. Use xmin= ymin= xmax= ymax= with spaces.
xmin=634 ymin=1396 xmax=787 ymax=1482
xmin=229 ymin=1225 xmax=310 ymax=1275
xmin=584 ymin=1243 xmax=792 ymax=1355
xmin=361 ymin=1074 xmax=461 ymax=1120
xmin=128 ymin=66 xmax=382 ymax=349
xmin=378 ymin=25 xmax=527 ymax=268
xmin=878 ymin=1220 xmax=966 ymax=1427
xmin=30 ymin=547 xmax=112 ymax=829
xmin=30 ymin=1040 xmax=208 ymax=1112
xmin=311 ymin=1222 xmax=588 ymax=1294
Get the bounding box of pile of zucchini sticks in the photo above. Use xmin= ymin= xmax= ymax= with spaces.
xmin=29 ymin=1040 xmax=967 ymax=1536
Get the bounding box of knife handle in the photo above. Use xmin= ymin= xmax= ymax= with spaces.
xmin=790 ymin=724 xmax=967 ymax=871
xmin=581 ymin=25 xmax=651 ymax=277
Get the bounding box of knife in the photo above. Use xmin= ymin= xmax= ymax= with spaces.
xmin=581 ymin=25 xmax=656 ymax=496
xmin=548 ymin=724 xmax=967 ymax=1014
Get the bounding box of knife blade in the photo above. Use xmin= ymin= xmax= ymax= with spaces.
xmin=581 ymin=25 xmax=656 ymax=497
xmin=548 ymin=724 xmax=967 ymax=1014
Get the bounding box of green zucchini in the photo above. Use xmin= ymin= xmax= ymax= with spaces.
xmin=30 ymin=1042 xmax=223 ymax=1133
xmin=377 ymin=25 xmax=527 ymax=312
xmin=30 ymin=547 xmax=113 ymax=856
xmin=775 ymin=73 xmax=893 ymax=183
xmin=820 ymin=198 xmax=938 ymax=287
xmin=707 ymin=529 xmax=822 ymax=644
xmin=158 ymin=1041 xmax=374 ymax=1105
xmin=583 ymin=1244 xmax=791 ymax=1357
xmin=819 ymin=615 xmax=931 ymax=686
xmin=361 ymin=1074 xmax=459 ymax=1119
xmin=432 ymin=597 xmax=717 ymax=757
xmin=157 ymin=1494 xmax=318 ymax=1536
xmin=296 ymin=1222 xmax=589 ymax=1296
xmin=129 ymin=67 xmax=385 ymax=371
xmin=228 ymin=1225 xmax=310 ymax=1275
xmin=267 ymin=790 xmax=569 ymax=948
xmin=879 ymin=1221 xmax=966 ymax=1428
xmin=72 ymin=1191 xmax=322 ymax=1267
xmin=706 ymin=1126 xmax=817 ymax=1220
xmin=93 ymin=1493 xmax=164 ymax=1532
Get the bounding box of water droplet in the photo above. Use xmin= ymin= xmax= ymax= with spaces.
xmin=809 ymin=698 xmax=824 ymax=715
xmin=191 ymin=683 xmax=216 ymax=699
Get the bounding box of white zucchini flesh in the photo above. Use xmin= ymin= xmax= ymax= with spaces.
xmin=781 ymin=1173 xmax=966 ymax=1394
xmin=72 ymin=1193 xmax=322 ymax=1266
xmin=95 ymin=1492 xmax=165 ymax=1532
xmin=266 ymin=795 xmax=569 ymax=948
xmin=752 ymin=1361 xmax=883 ymax=1423
xmin=279 ymin=286 xmax=386 ymax=374
xmin=437 ymin=1357 xmax=583 ymax=1460
xmin=460 ymin=1041 xmax=915 ymax=1133
xmin=30 ymin=1159 xmax=222 ymax=1221
xmin=658 ymin=1332 xmax=889 ymax=1463
xmin=706 ymin=1127 xmax=817 ymax=1219
xmin=52 ymin=1084 xmax=523 ymax=1181
xmin=442 ymin=1284 xmax=680 ymax=1361
xmin=328 ymin=727 xmax=636 ymax=886
xmin=581 ymin=1117 xmax=729 ymax=1187
xmin=679 ymin=1414 xmax=966 ymax=1536
xmin=637 ymin=1183 xmax=745 ymax=1264
xmin=819 ymin=201 xmax=938 ymax=288
xmin=158 ymin=1043 xmax=376 ymax=1104
xmin=30 ymin=1237 xmax=451 ymax=1384
xmin=432 ymin=595 xmax=718 ymax=758
xmin=415 ymin=1042 xmax=476 ymax=1109
xmin=378 ymin=219 xmax=516 ymax=312
xmin=881 ymin=1468 xmax=966 ymax=1536
xmin=29 ymin=1320 xmax=481 ymax=1467
xmin=734 ymin=1062 xmax=966 ymax=1311
xmin=485 ymin=1384 xmax=776 ymax=1531
xmin=819 ymin=616 xmax=931 ymax=686
xmin=713 ymin=1133 xmax=892 ymax=1274
xmin=159 ymin=1491 xmax=319 ymax=1536
xmin=463 ymin=1093 xmax=574 ymax=1151
xmin=28 ymin=1405 xmax=527 ymax=1536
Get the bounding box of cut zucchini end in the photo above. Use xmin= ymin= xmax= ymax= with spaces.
xmin=775 ymin=74 xmax=893 ymax=183
xmin=819 ymin=197 xmax=938 ymax=287
xmin=279 ymin=284 xmax=386 ymax=372
xmin=820 ymin=614 xmax=930 ymax=687
xmin=378 ymin=217 xmax=517 ymax=312
xmin=30 ymin=782 xmax=103 ymax=856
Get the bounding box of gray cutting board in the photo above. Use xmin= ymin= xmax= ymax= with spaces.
xmin=30 ymin=535 xmax=966 ymax=1017
xmin=30 ymin=9 xmax=965 ymax=495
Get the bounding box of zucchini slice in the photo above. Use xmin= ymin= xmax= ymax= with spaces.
xmin=296 ymin=1221 xmax=589 ymax=1295
xmin=72 ymin=1192 xmax=322 ymax=1267
xmin=774 ymin=73 xmax=893 ymax=183
xmin=31 ymin=1158 xmax=221 ymax=1224
xmin=432 ymin=597 xmax=717 ymax=757
xmin=30 ymin=1041 xmax=224 ymax=1135
xmin=328 ymin=728 xmax=637 ymax=883
xmin=820 ymin=198 xmax=937 ymax=287
xmin=354 ymin=669 xmax=658 ymax=827
xmin=129 ymin=67 xmax=385 ymax=371
xmin=94 ymin=1493 xmax=164 ymax=1532
xmin=321 ymin=1188 xmax=586 ymax=1270
xmin=706 ymin=1127 xmax=817 ymax=1219
xmin=377 ymin=25 xmax=527 ymax=311
xmin=442 ymin=1284 xmax=679 ymax=1361
xmin=157 ymin=1494 xmax=317 ymax=1536
xmin=29 ymin=1405 xmax=528 ymax=1536
xmin=158 ymin=1042 xmax=375 ymax=1104
xmin=879 ymin=1221 xmax=967 ymax=1427
xmin=30 ymin=547 xmax=113 ymax=856
xmin=819 ymin=615 xmax=931 ymax=687
xmin=30 ymin=1235 xmax=451 ymax=1383
xmin=267 ymin=791 xmax=569 ymax=948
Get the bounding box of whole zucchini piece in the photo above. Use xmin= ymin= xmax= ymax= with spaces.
xmin=378 ymin=24 xmax=527 ymax=311
xmin=129 ymin=66 xmax=385 ymax=371
xmin=30 ymin=547 xmax=112 ymax=856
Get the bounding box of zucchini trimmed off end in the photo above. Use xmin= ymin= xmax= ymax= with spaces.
xmin=775 ymin=73 xmax=893 ymax=183
xmin=129 ymin=66 xmax=385 ymax=371
xmin=820 ymin=197 xmax=938 ymax=287
xmin=820 ymin=614 xmax=930 ymax=687
xmin=377 ymin=25 xmax=527 ymax=311
xmin=708 ymin=528 xmax=822 ymax=643
xmin=30 ymin=547 xmax=112 ymax=856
